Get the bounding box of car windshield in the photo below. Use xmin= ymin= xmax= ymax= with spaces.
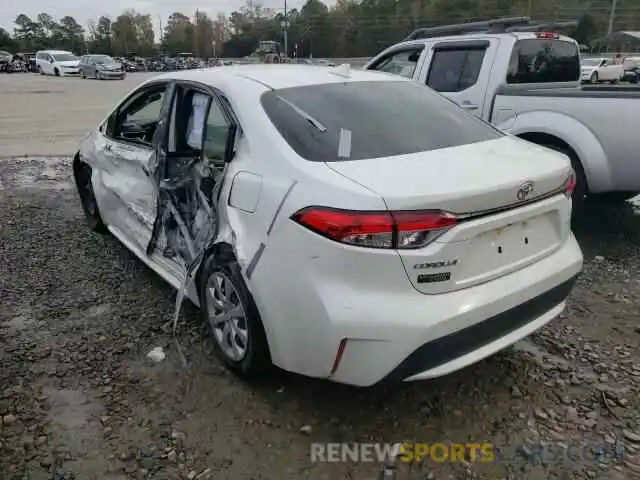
xmin=53 ymin=53 xmax=77 ymax=62
xmin=260 ymin=80 xmax=504 ymax=162
xmin=92 ymin=55 xmax=116 ymax=64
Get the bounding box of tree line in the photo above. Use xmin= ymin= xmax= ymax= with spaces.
xmin=0 ymin=0 xmax=638 ymax=59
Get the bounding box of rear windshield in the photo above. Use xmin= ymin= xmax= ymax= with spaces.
xmin=507 ymin=39 xmax=580 ymax=84
xmin=260 ymin=81 xmax=503 ymax=162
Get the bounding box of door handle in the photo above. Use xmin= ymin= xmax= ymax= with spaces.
xmin=461 ymin=103 xmax=479 ymax=110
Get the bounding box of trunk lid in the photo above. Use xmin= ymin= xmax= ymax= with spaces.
xmin=325 ymin=136 xmax=573 ymax=294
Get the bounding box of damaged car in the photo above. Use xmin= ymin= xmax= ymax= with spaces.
xmin=73 ymin=65 xmax=583 ymax=387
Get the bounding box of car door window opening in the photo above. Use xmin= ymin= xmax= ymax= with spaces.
xmin=109 ymin=85 xmax=167 ymax=147
xmin=148 ymin=83 xmax=236 ymax=302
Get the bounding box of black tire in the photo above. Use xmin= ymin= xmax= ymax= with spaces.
xmin=72 ymin=157 xmax=107 ymax=233
xmin=587 ymin=192 xmax=638 ymax=204
xmin=54 ymin=67 xmax=60 ymax=76
xmin=38 ymin=65 xmax=44 ymax=75
xmin=591 ymin=72 xmax=598 ymax=84
xmin=542 ymin=144 xmax=587 ymax=219
xmin=198 ymin=256 xmax=271 ymax=379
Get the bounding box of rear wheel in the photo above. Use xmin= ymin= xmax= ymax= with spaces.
xmin=73 ymin=157 xmax=107 ymax=233
xmin=198 ymin=256 xmax=271 ymax=380
xmin=587 ymin=192 xmax=638 ymax=204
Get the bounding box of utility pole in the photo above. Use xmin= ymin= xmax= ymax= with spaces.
xmin=283 ymin=0 xmax=288 ymax=58
xmin=608 ymin=0 xmax=618 ymax=35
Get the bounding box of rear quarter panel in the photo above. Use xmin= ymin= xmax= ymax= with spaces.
xmin=493 ymin=91 xmax=640 ymax=193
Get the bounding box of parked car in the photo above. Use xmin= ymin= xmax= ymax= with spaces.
xmin=21 ymin=52 xmax=38 ymax=72
xmin=581 ymin=57 xmax=624 ymax=84
xmin=621 ymin=57 xmax=640 ymax=83
xmin=365 ymin=18 xmax=640 ymax=217
xmin=72 ymin=65 xmax=582 ymax=387
xmin=79 ymin=54 xmax=125 ymax=80
xmin=35 ymin=50 xmax=79 ymax=76
xmin=2 ymin=53 xmax=28 ymax=73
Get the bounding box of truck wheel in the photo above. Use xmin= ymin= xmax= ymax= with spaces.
xmin=542 ymin=144 xmax=587 ymax=219
xmin=587 ymin=192 xmax=638 ymax=204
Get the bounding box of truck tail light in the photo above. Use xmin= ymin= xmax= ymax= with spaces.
xmin=536 ymin=32 xmax=560 ymax=39
xmin=291 ymin=207 xmax=458 ymax=249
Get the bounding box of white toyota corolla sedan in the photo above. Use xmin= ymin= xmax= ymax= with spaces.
xmin=73 ymin=64 xmax=583 ymax=387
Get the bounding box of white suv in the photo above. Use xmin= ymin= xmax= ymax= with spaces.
xmin=35 ymin=50 xmax=80 ymax=76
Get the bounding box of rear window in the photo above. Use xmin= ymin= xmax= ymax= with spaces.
xmin=507 ymin=39 xmax=580 ymax=84
xmin=260 ymin=81 xmax=503 ymax=162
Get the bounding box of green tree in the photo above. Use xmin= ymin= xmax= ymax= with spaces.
xmin=162 ymin=12 xmax=195 ymax=54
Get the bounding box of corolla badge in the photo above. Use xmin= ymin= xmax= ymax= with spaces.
xmin=517 ymin=181 xmax=534 ymax=201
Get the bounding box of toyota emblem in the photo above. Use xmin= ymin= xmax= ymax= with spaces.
xmin=517 ymin=181 xmax=534 ymax=201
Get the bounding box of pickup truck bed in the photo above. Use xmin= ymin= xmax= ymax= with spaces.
xmin=491 ymin=85 xmax=640 ymax=195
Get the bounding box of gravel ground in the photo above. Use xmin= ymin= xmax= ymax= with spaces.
xmin=1 ymin=74 xmax=640 ymax=480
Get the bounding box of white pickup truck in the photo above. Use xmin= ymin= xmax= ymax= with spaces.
xmin=364 ymin=17 xmax=640 ymax=215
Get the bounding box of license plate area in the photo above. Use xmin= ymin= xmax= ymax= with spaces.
xmin=457 ymin=212 xmax=561 ymax=285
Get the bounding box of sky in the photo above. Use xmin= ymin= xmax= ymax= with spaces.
xmin=0 ymin=0 xmax=320 ymax=38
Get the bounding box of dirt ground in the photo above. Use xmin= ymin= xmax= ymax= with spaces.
xmin=1 ymin=73 xmax=639 ymax=480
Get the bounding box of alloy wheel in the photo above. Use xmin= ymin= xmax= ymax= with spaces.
xmin=205 ymin=271 xmax=249 ymax=361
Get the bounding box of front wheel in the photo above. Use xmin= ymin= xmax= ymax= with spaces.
xmin=72 ymin=157 xmax=107 ymax=233
xmin=199 ymin=257 xmax=271 ymax=380
xmin=54 ymin=67 xmax=60 ymax=76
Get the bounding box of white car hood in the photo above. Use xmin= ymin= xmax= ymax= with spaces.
xmin=58 ymin=60 xmax=79 ymax=67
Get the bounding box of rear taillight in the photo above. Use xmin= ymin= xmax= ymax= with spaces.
xmin=564 ymin=172 xmax=576 ymax=198
xmin=291 ymin=207 xmax=458 ymax=249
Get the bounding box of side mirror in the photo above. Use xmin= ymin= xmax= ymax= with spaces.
xmin=224 ymin=124 xmax=238 ymax=163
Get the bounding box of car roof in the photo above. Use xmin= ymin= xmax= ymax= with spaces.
xmin=154 ymin=64 xmax=410 ymax=90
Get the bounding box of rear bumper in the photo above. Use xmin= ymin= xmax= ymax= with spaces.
xmin=99 ymin=71 xmax=126 ymax=79
xmin=253 ymin=229 xmax=582 ymax=387
xmin=339 ymin=235 xmax=581 ymax=386
xmin=381 ymin=275 xmax=576 ymax=384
